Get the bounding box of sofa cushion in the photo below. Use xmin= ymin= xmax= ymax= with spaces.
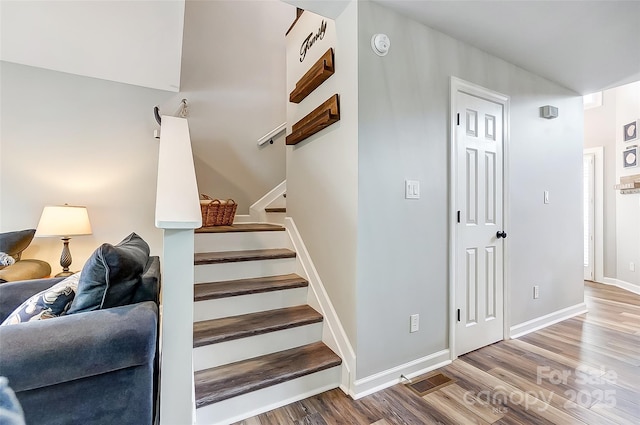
xmin=0 ymin=274 xmax=80 ymax=325
xmin=0 ymin=259 xmax=52 ymax=284
xmin=67 ymin=233 xmax=150 ymax=314
xmin=0 ymin=229 xmax=35 ymax=261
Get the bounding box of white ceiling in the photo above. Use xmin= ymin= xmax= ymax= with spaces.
xmin=0 ymin=0 xmax=185 ymax=92
xmin=375 ymin=0 xmax=640 ymax=94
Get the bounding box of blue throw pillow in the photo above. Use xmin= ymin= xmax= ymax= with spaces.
xmin=0 ymin=274 xmax=80 ymax=325
xmin=66 ymin=233 xmax=150 ymax=314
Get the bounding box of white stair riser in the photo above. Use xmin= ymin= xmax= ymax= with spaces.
xmin=264 ymin=212 xmax=286 ymax=225
xmin=194 ymin=232 xmax=290 ymax=253
xmin=194 ymin=258 xmax=296 ymax=283
xmin=193 ymin=287 xmax=307 ymax=321
xmin=195 ymin=366 xmax=341 ymax=425
xmin=193 ymin=322 xmax=322 ymax=371
xmin=230 ymin=215 xmax=252 ymax=223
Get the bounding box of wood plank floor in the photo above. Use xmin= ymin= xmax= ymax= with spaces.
xmin=233 ymin=281 xmax=639 ymax=424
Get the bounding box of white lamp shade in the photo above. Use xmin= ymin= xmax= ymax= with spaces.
xmin=36 ymin=205 xmax=92 ymax=237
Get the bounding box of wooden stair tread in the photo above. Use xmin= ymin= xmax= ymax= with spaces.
xmin=194 ymin=273 xmax=307 ymax=301
xmin=193 ymin=305 xmax=322 ymax=347
xmin=194 ymin=341 xmax=341 ymax=407
xmin=265 ymin=207 xmax=286 ymax=213
xmin=194 ymin=248 xmax=295 ymax=265
xmin=195 ymin=223 xmax=285 ymax=233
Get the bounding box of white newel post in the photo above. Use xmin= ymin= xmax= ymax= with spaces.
xmin=159 ymin=229 xmax=195 ymax=425
xmin=155 ymin=116 xmax=201 ymax=425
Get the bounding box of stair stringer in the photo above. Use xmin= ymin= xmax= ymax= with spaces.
xmin=284 ymin=217 xmax=356 ymax=395
xmin=249 ymin=180 xmax=286 ymax=223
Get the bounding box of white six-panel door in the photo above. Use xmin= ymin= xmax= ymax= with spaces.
xmin=454 ymin=90 xmax=505 ymax=356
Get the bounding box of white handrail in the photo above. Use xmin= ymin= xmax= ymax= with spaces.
xmin=257 ymin=122 xmax=287 ymax=146
xmin=155 ymin=116 xmax=201 ymax=229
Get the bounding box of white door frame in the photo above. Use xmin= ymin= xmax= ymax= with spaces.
xmin=583 ymin=153 xmax=595 ymax=281
xmin=449 ymin=77 xmax=510 ymax=360
xmin=583 ymin=147 xmax=604 ymax=283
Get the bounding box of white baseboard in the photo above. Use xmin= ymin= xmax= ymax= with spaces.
xmin=284 ymin=217 xmax=356 ymax=394
xmin=351 ymin=349 xmax=451 ymax=399
xmin=509 ymin=302 xmax=588 ymax=339
xmin=602 ymin=277 xmax=640 ymax=295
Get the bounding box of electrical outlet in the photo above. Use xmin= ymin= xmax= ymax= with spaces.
xmin=410 ymin=314 xmax=419 ymax=333
xmin=533 ymin=285 xmax=540 ymax=299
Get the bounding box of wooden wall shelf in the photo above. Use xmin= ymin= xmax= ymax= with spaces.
xmin=614 ymin=182 xmax=640 ymax=190
xmin=615 ymin=173 xmax=640 ymax=193
xmin=289 ymin=49 xmax=335 ymax=104
xmin=286 ymin=94 xmax=340 ymax=146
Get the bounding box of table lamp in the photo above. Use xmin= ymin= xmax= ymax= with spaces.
xmin=36 ymin=204 xmax=92 ymax=277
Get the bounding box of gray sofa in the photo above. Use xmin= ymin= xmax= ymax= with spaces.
xmin=0 ymin=256 xmax=160 ymax=425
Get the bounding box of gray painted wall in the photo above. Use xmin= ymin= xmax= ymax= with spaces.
xmin=181 ymin=0 xmax=294 ymax=214
xmin=614 ymin=82 xmax=640 ymax=288
xmin=285 ymin=3 xmax=360 ymax=346
xmin=584 ymin=91 xmax=618 ymax=278
xmin=356 ymin=1 xmax=585 ymax=378
xmin=1 ymin=1 xmax=296 ymax=268
xmin=0 ymin=62 xmax=170 ymax=270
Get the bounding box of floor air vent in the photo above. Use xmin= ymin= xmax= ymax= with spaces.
xmin=405 ymin=372 xmax=454 ymax=397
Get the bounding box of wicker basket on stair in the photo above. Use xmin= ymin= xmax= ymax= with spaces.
xmin=199 ymin=195 xmax=237 ymax=227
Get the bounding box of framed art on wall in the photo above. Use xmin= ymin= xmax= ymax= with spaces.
xmin=623 ymin=119 xmax=639 ymax=143
xmin=622 ymin=145 xmax=638 ymax=168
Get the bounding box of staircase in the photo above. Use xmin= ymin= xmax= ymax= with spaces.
xmin=192 ymin=222 xmax=342 ymax=425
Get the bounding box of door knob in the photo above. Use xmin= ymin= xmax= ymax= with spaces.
xmin=496 ymin=231 xmax=507 ymax=239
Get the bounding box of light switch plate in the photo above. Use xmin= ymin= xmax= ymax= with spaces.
xmin=405 ymin=180 xmax=420 ymax=199
xmin=410 ymin=314 xmax=419 ymax=333
xmin=544 ymin=190 xmax=550 ymax=204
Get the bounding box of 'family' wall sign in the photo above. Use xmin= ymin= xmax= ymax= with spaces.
xmin=300 ymin=20 xmax=327 ymax=62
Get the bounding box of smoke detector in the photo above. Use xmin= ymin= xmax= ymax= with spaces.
xmin=371 ymin=34 xmax=390 ymax=56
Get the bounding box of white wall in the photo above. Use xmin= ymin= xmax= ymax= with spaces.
xmin=0 ymin=0 xmax=185 ymax=92
xmin=584 ymin=82 xmax=640 ymax=290
xmin=285 ymin=5 xmax=360 ymax=346
xmin=356 ymin=1 xmax=584 ymax=379
xmin=181 ymin=0 xmax=294 ymax=214
xmin=0 ymin=62 xmax=173 ymax=272
xmin=584 ymin=91 xmax=618 ymax=278
xmin=614 ymin=82 xmax=640 ymax=288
